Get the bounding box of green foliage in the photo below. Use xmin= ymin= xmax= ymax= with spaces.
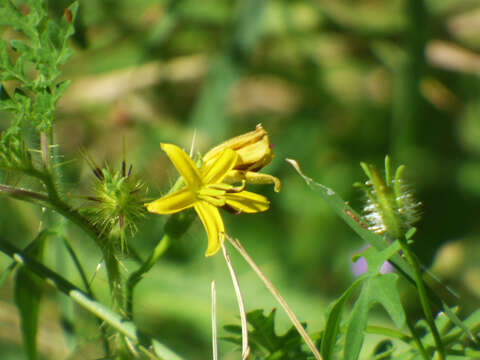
xmin=224 ymin=309 xmax=317 ymax=359
xmin=0 ymin=0 xmax=77 ymax=132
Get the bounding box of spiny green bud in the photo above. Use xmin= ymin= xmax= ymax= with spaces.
xmin=355 ymin=156 xmax=421 ymax=240
xmin=85 ymin=160 xmax=147 ymax=252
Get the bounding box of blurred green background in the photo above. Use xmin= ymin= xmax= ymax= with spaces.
xmin=1 ymin=0 xmax=480 ymax=359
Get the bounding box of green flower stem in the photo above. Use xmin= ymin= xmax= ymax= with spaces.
xmin=126 ymin=233 xmax=171 ymax=319
xmin=399 ymin=239 xmax=445 ymax=360
xmin=0 ymin=238 xmax=184 ymax=360
xmin=406 ymin=317 xmax=430 ymax=360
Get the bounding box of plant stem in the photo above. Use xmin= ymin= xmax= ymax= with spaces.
xmin=0 ymin=184 xmax=49 ymax=204
xmin=62 ymin=236 xmax=111 ymax=355
xmin=0 ymin=238 xmax=183 ymax=360
xmin=24 ymin=168 xmax=107 ymax=246
xmin=226 ymin=234 xmax=322 ymax=360
xmin=126 ymin=233 xmax=171 ymax=319
xmin=399 ymin=240 xmax=445 ymax=360
xmin=406 ymin=317 xmax=430 ymax=360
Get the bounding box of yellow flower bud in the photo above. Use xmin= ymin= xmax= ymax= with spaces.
xmin=202 ymin=124 xmax=281 ymax=192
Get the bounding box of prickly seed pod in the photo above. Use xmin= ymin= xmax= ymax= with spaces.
xmin=355 ymin=156 xmax=421 ymax=240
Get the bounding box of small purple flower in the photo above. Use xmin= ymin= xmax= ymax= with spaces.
xmin=351 ymin=246 xmax=394 ymax=277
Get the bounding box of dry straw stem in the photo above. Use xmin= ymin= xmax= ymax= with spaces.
xmin=211 ymin=281 xmax=218 ymax=360
xmin=221 ymin=239 xmax=250 ymax=359
xmin=225 ymin=234 xmax=322 ymax=360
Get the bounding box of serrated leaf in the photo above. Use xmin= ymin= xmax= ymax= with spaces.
xmin=14 ymin=231 xmax=49 ymax=360
xmin=224 ymin=309 xmax=313 ymax=359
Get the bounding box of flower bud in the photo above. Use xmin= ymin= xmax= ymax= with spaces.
xmin=357 ymin=156 xmax=420 ymax=240
xmin=202 ymin=124 xmax=281 ymax=192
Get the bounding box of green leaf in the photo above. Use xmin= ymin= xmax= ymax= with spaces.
xmin=345 ymin=280 xmax=371 ymax=360
xmin=344 ymin=274 xmax=405 ymax=360
xmin=321 ymin=277 xmax=364 ymax=360
xmin=53 ymin=80 xmax=71 ymax=102
xmin=13 ymin=231 xmax=49 ymax=360
xmin=0 ymin=0 xmax=22 ymax=27
xmin=0 ymin=40 xmax=12 ymax=70
xmin=370 ymin=275 xmax=406 ymax=328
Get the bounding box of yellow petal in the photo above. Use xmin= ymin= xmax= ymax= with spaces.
xmin=224 ymin=191 xmax=270 ymax=213
xmin=161 ymin=143 xmax=202 ymax=188
xmin=203 ymin=124 xmax=267 ymax=165
xmin=194 ymin=201 xmax=225 ymax=256
xmin=202 ymin=148 xmax=238 ymax=184
xmin=145 ymin=187 xmax=196 ymax=214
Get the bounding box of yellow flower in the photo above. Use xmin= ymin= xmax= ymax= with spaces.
xmin=145 ymin=143 xmax=270 ymax=256
xmin=203 ymin=124 xmax=281 ymax=192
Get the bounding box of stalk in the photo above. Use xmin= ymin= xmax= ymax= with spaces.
xmin=399 ymin=240 xmax=445 ymax=360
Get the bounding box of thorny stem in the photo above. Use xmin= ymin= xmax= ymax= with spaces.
xmin=400 ymin=239 xmax=445 ymax=360
xmin=225 ymin=234 xmax=322 ymax=360
xmin=221 ymin=240 xmax=250 ymax=359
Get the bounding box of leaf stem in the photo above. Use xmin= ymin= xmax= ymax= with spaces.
xmin=405 ymin=317 xmax=430 ymax=360
xmin=399 ymin=240 xmax=445 ymax=360
xmin=126 ymin=233 xmax=171 ymax=319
